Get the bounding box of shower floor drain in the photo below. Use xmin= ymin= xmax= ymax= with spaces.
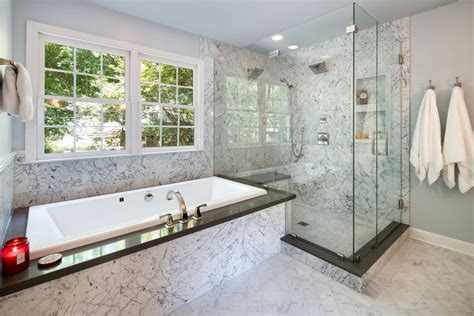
xmin=297 ymin=221 xmax=309 ymax=227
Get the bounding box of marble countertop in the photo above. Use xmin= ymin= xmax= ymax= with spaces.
xmin=0 ymin=177 xmax=295 ymax=297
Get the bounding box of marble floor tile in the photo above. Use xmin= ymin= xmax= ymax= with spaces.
xmin=170 ymin=239 xmax=474 ymax=316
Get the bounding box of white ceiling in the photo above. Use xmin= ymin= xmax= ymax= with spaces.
xmin=89 ymin=0 xmax=456 ymax=47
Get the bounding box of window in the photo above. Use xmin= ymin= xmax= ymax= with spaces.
xmin=224 ymin=76 xmax=290 ymax=146
xmin=43 ymin=41 xmax=127 ymax=154
xmin=265 ymin=84 xmax=290 ymax=143
xmin=26 ymin=22 xmax=203 ymax=162
xmin=140 ymin=59 xmax=195 ymax=148
xmin=225 ymin=77 xmax=259 ymax=144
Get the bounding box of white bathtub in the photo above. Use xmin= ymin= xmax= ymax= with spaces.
xmin=26 ymin=177 xmax=267 ymax=259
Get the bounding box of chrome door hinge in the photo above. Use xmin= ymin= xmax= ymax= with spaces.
xmin=398 ymin=199 xmax=405 ymax=210
xmin=346 ymin=24 xmax=358 ymax=34
xmin=399 ymin=54 xmax=404 ymax=65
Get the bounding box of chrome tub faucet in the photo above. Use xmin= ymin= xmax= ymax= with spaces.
xmin=166 ymin=190 xmax=189 ymax=223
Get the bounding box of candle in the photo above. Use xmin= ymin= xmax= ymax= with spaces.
xmin=2 ymin=237 xmax=30 ymax=275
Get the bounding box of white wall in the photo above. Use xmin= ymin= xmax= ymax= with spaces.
xmin=12 ymin=0 xmax=201 ymax=150
xmin=0 ymin=0 xmax=13 ymax=159
xmin=410 ymin=0 xmax=474 ymax=243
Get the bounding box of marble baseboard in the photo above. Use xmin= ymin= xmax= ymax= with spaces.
xmin=281 ymin=228 xmax=409 ymax=292
xmin=0 ymin=204 xmax=285 ymax=315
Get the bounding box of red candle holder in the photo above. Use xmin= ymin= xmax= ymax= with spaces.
xmin=2 ymin=237 xmax=30 ymax=275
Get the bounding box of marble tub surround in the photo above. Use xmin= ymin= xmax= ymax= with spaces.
xmin=172 ymin=238 xmax=474 ymax=315
xmin=0 ymin=183 xmax=295 ymax=298
xmin=0 ymin=202 xmax=287 ymax=315
xmin=0 ymin=154 xmax=14 ymax=241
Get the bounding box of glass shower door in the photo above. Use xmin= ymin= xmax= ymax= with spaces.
xmin=376 ymin=26 xmax=404 ymax=238
xmin=352 ymin=4 xmax=379 ymax=256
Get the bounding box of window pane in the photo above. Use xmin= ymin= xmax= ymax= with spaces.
xmin=45 ymin=42 xmax=73 ymax=71
xmin=76 ymin=75 xmax=100 ymax=98
xmin=45 ymin=71 xmax=73 ymax=96
xmin=76 ymin=48 xmax=100 ymax=75
xmin=228 ymin=111 xmax=245 ymax=127
xmin=160 ymin=64 xmax=176 ymax=84
xmin=179 ymin=108 xmax=194 ymax=126
xmin=226 ymin=92 xmax=239 ymax=109
xmin=140 ymin=82 xmax=158 ymax=102
xmin=103 ymin=54 xmax=125 ymax=77
xmin=44 ymin=127 xmax=73 ymax=153
xmin=103 ymin=127 xmax=125 ymax=150
xmin=104 ymin=104 xmax=126 ymax=127
xmin=102 ymin=78 xmax=125 ymax=100
xmin=243 ymin=95 xmax=258 ymax=110
xmin=142 ymin=104 xmax=161 ymax=125
xmin=241 ymin=127 xmax=258 ymax=143
xmin=141 ymin=60 xmax=159 ymax=82
xmin=179 ymin=128 xmax=194 ymax=146
xmin=76 ymin=102 xmax=101 ymax=126
xmin=266 ymin=128 xmax=289 ymax=143
xmin=162 ymin=107 xmax=178 ymax=126
xmin=142 ymin=127 xmax=161 ymax=148
xmin=44 ymin=100 xmax=74 ymax=126
xmin=178 ymin=87 xmax=193 ymax=105
xmin=162 ymin=127 xmax=178 ymax=146
xmin=226 ymin=77 xmax=238 ymax=93
xmin=267 ymin=113 xmax=289 ymax=127
xmin=178 ymin=67 xmax=193 ymax=86
xmin=268 ymin=99 xmax=288 ymax=113
xmin=75 ymin=127 xmax=101 ymax=152
xmin=160 ymin=86 xmax=176 ymax=104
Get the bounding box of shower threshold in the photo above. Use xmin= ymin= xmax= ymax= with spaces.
xmin=281 ymin=222 xmax=409 ymax=291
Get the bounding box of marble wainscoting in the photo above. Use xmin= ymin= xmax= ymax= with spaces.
xmin=0 ymin=204 xmax=285 ymax=315
xmin=0 ymin=154 xmax=14 ymax=241
xmin=281 ymin=228 xmax=409 ymax=292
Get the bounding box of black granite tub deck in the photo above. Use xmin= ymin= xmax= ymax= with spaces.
xmin=0 ymin=176 xmax=295 ymax=297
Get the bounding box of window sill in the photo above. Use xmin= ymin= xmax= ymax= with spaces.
xmin=19 ymin=148 xmax=207 ymax=165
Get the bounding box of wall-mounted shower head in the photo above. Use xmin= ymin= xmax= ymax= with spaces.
xmin=280 ymin=78 xmax=294 ymax=89
xmin=247 ymin=68 xmax=264 ymax=80
xmin=308 ymin=62 xmax=328 ymax=74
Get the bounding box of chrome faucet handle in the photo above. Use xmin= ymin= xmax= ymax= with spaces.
xmin=193 ymin=203 xmax=207 ymax=221
xmin=159 ymin=213 xmax=175 ymax=229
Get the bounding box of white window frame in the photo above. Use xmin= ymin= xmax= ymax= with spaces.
xmin=26 ymin=21 xmax=204 ymax=163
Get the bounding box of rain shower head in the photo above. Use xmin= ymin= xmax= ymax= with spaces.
xmin=247 ymin=68 xmax=264 ymax=80
xmin=308 ymin=62 xmax=328 ymax=74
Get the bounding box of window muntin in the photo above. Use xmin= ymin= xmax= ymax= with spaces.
xmin=42 ymin=41 xmax=127 ymax=154
xmin=140 ymin=59 xmax=195 ymax=148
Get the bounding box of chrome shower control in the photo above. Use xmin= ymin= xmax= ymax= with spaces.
xmin=159 ymin=213 xmax=175 ymax=229
xmin=144 ymin=192 xmax=154 ymax=202
xmin=193 ymin=203 xmax=207 ymax=221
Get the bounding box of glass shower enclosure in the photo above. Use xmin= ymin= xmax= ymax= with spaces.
xmin=213 ymin=3 xmax=404 ymax=267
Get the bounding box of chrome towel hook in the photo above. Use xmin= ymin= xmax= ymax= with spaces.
xmin=454 ymin=77 xmax=462 ymax=87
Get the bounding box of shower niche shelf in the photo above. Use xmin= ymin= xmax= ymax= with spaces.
xmin=354 ymin=73 xmax=390 ymax=145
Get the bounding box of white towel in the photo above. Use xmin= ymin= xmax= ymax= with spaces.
xmin=410 ymin=89 xmax=443 ymax=184
xmin=0 ymin=63 xmax=34 ymax=122
xmin=442 ymin=86 xmax=473 ymax=193
xmin=1 ymin=65 xmax=18 ymax=115
xmin=16 ymin=63 xmax=35 ymax=122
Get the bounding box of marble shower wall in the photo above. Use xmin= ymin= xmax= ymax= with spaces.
xmin=0 ymin=157 xmax=14 ymax=241
xmin=13 ymin=41 xmax=216 ymax=209
xmin=0 ymin=204 xmax=285 ymax=315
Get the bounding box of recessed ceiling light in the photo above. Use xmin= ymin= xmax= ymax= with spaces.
xmin=271 ymin=34 xmax=283 ymax=41
xmin=288 ymin=45 xmax=299 ymax=50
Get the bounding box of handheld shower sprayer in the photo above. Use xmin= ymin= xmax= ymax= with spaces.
xmin=292 ymin=127 xmax=305 ymax=160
